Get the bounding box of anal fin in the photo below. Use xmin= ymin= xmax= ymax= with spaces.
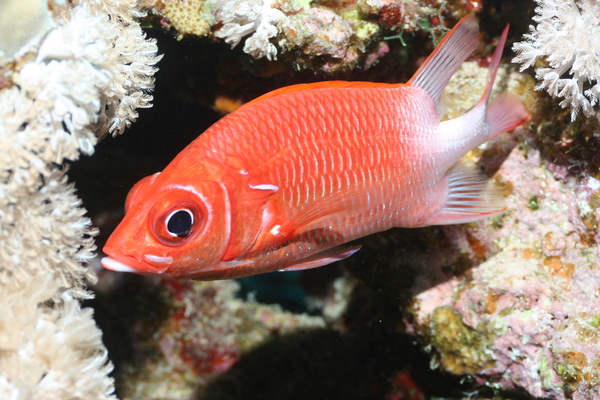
xmin=423 ymin=158 xmax=506 ymax=226
xmin=279 ymin=245 xmax=362 ymax=272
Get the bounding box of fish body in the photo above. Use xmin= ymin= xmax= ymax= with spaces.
xmin=101 ymin=16 xmax=529 ymax=280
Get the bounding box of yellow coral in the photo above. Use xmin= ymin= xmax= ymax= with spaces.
xmin=163 ymin=0 xmax=215 ymax=39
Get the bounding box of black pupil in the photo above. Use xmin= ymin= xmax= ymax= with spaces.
xmin=167 ymin=210 xmax=193 ymax=238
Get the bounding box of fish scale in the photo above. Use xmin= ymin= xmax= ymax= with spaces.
xmin=101 ymin=16 xmax=529 ymax=280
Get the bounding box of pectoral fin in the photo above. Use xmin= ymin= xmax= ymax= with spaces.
xmin=258 ymin=181 xmax=371 ymax=251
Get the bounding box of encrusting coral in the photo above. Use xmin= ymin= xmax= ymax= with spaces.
xmin=513 ymin=0 xmax=600 ymax=121
xmin=408 ymin=144 xmax=600 ymax=400
xmin=146 ymin=0 xmax=461 ymax=71
xmin=161 ymin=0 xmax=218 ymax=39
xmin=0 ymin=0 xmax=161 ymax=398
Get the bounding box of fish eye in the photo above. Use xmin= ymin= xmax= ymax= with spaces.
xmin=166 ymin=209 xmax=194 ymax=238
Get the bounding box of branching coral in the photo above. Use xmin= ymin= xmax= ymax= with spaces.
xmin=0 ymin=0 xmax=161 ymax=398
xmin=513 ymin=0 xmax=600 ymax=121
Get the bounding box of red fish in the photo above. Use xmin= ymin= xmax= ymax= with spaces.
xmin=101 ymin=16 xmax=529 ymax=280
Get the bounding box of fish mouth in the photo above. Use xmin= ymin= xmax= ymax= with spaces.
xmin=101 ymin=256 xmax=146 ymax=273
xmin=101 ymin=252 xmax=173 ymax=276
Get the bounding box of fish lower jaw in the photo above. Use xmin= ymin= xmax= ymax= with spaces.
xmin=101 ymin=256 xmax=143 ymax=273
xmin=100 ymin=253 xmax=173 ymax=276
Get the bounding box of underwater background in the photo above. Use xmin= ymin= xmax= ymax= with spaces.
xmin=3 ymin=0 xmax=600 ymax=399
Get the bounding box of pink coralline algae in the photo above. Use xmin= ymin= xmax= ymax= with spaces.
xmin=277 ymin=6 xmax=381 ymax=71
xmin=279 ymin=8 xmax=356 ymax=65
xmin=405 ymin=143 xmax=600 ymax=399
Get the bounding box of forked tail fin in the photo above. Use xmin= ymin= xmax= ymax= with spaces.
xmin=418 ymin=20 xmax=530 ymax=226
xmin=471 ymin=23 xmax=530 ymax=141
xmin=438 ymin=20 xmax=529 ymax=153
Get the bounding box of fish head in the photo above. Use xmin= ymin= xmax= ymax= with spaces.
xmin=101 ymin=172 xmax=232 ymax=278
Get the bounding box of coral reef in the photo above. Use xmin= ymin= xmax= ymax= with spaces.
xmin=513 ymin=0 xmax=600 ymax=121
xmin=114 ymin=279 xmax=325 ymax=399
xmin=145 ymin=0 xmax=472 ymax=71
xmin=160 ymin=0 xmax=218 ymax=39
xmin=95 ymin=274 xmax=444 ymax=399
xmin=276 ymin=6 xmax=380 ymax=71
xmin=0 ymin=275 xmax=114 ymax=399
xmin=0 ymin=0 xmax=161 ymax=398
xmin=408 ymin=144 xmax=600 ymax=400
xmin=215 ymin=0 xmax=285 ymax=60
xmin=12 ymin=1 xmax=595 ymax=398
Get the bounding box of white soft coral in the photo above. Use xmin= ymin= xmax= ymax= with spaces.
xmin=0 ymin=1 xmax=162 ymax=398
xmin=18 ymin=1 xmax=162 ymax=145
xmin=513 ymin=0 xmax=600 ymax=120
xmin=215 ymin=0 xmax=285 ymax=60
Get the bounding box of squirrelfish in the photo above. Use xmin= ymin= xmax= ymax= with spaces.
xmin=101 ymin=16 xmax=529 ymax=280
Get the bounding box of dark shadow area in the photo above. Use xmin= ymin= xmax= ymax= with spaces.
xmin=200 ymin=326 xmax=543 ymax=400
xmin=201 ymin=328 xmax=464 ymax=400
xmin=236 ymin=271 xmax=310 ymax=313
xmin=84 ymin=274 xmax=170 ymax=388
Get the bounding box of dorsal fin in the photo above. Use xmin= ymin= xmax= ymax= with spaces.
xmin=243 ymin=81 xmax=401 ymax=107
xmin=408 ymin=15 xmax=479 ymax=107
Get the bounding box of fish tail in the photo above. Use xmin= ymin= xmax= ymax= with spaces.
xmin=477 ymin=23 xmax=529 ymax=140
xmin=486 ymin=92 xmax=530 ymax=139
xmin=421 ymin=22 xmax=529 ymax=226
xmin=441 ymin=23 xmax=529 ymax=149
